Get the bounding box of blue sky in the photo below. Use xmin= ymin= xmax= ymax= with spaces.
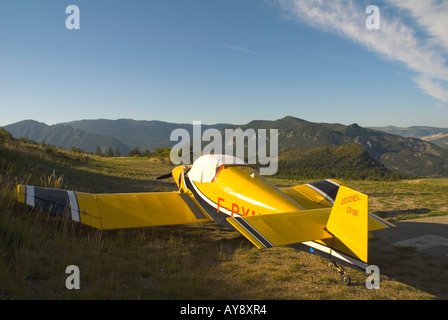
xmin=1 ymin=0 xmax=448 ymax=128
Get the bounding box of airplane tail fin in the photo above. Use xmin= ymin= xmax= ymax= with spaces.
xmin=326 ymin=185 xmax=369 ymax=263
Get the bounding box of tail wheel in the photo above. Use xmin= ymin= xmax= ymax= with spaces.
xmin=341 ymin=274 xmax=351 ymax=286
xmin=329 ymin=261 xmax=352 ymax=285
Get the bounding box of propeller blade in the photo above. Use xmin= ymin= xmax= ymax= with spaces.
xmin=156 ymin=172 xmax=172 ymax=180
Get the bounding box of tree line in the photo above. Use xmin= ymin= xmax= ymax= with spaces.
xmin=71 ymin=145 xmax=172 ymax=158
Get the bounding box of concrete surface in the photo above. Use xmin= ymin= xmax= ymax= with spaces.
xmin=372 ymin=215 xmax=448 ymax=259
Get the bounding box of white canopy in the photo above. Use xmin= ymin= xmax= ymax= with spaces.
xmin=187 ymin=154 xmax=246 ymax=183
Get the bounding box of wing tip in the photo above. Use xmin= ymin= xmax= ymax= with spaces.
xmin=368 ymin=212 xmax=396 ymax=229
xmin=17 ymin=184 xmax=26 ymax=203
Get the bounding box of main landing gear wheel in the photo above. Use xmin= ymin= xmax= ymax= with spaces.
xmin=329 ymin=261 xmax=351 ymax=285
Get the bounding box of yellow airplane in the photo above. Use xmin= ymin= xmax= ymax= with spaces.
xmin=17 ymin=154 xmax=394 ymax=285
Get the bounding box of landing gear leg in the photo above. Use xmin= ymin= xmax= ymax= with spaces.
xmin=329 ymin=261 xmax=351 ymax=285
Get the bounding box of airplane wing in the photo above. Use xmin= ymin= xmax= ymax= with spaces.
xmin=281 ymin=179 xmax=341 ymax=209
xmin=17 ymin=185 xmax=212 ymax=229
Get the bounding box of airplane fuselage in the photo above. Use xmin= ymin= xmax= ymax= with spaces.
xmin=172 ymin=164 xmax=335 ymax=229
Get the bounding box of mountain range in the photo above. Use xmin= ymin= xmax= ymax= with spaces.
xmin=4 ymin=119 xmax=230 ymax=155
xmin=369 ymin=126 xmax=448 ymax=150
xmin=4 ymin=116 xmax=448 ymax=178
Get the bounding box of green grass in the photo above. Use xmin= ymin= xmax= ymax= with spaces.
xmin=1 ymin=138 xmax=448 ymax=299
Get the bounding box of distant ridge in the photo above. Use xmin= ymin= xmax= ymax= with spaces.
xmin=4 ymin=120 xmax=131 ymax=154
xmin=224 ymin=117 xmax=448 ymax=177
xmin=66 ymin=119 xmax=231 ymax=151
xmin=4 ymin=116 xmax=448 ymax=177
xmin=369 ymin=125 xmax=448 ymax=150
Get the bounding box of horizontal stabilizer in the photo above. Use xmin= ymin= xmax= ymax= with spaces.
xmin=227 ymin=208 xmax=333 ymax=249
xmin=369 ymin=211 xmax=395 ymax=230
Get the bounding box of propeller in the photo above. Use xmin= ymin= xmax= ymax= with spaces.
xmin=156 ymin=172 xmax=173 ymax=180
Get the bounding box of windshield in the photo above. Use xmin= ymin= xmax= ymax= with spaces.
xmin=187 ymin=154 xmax=247 ymax=183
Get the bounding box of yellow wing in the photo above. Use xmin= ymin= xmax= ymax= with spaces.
xmin=281 ymin=179 xmax=341 ymax=209
xmin=17 ymin=185 xmax=211 ymax=229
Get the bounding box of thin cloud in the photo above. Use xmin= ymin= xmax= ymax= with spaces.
xmin=415 ymin=75 xmax=448 ymax=102
xmin=221 ymin=44 xmax=256 ymax=54
xmin=387 ymin=0 xmax=448 ymax=53
xmin=272 ymin=0 xmax=448 ymax=102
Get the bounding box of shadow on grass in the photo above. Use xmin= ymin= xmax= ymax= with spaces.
xmin=57 ymin=165 xmax=179 ymax=193
xmin=370 ymin=218 xmax=448 ymax=299
xmin=373 ymin=208 xmax=431 ymax=219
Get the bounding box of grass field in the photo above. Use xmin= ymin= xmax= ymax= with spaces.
xmin=1 ymin=140 xmax=448 ymax=300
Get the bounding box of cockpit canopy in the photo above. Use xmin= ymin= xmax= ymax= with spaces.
xmin=187 ymin=154 xmax=247 ymax=183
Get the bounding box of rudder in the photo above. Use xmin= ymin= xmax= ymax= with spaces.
xmin=326 ymin=185 xmax=369 ymax=263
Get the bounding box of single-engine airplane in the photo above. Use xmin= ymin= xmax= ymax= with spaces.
xmin=17 ymin=154 xmax=394 ymax=285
